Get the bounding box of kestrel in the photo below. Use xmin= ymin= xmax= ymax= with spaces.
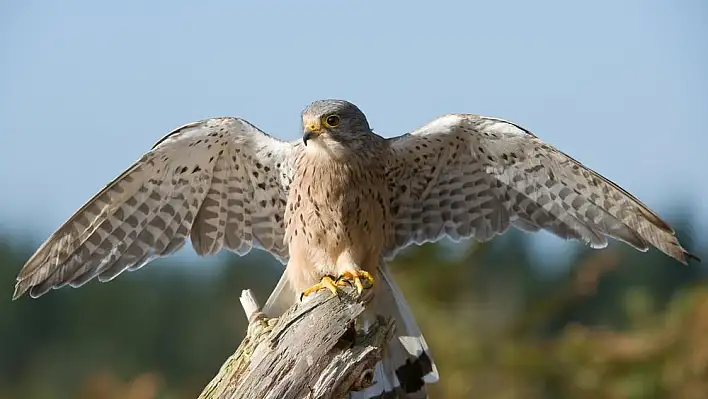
xmin=13 ymin=99 xmax=699 ymax=398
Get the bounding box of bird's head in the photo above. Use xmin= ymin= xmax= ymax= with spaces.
xmin=300 ymin=99 xmax=373 ymax=153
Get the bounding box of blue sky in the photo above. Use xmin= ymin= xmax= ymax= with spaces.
xmin=1 ymin=0 xmax=706 ymax=258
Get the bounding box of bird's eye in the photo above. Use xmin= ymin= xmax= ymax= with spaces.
xmin=323 ymin=114 xmax=340 ymax=128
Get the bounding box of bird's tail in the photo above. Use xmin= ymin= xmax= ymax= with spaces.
xmin=262 ymin=268 xmax=297 ymax=318
xmin=351 ymin=262 xmax=438 ymax=399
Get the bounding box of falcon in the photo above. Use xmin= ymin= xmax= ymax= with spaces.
xmin=13 ymin=99 xmax=699 ymax=398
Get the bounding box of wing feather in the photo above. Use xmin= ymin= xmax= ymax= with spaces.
xmin=384 ymin=114 xmax=698 ymax=264
xmin=14 ymin=117 xmax=300 ymax=299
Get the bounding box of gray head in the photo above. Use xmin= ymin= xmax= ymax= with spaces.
xmin=300 ymin=99 xmax=373 ymax=149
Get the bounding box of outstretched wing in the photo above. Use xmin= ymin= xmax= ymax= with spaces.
xmin=14 ymin=117 xmax=301 ymax=299
xmin=384 ymin=114 xmax=699 ymax=263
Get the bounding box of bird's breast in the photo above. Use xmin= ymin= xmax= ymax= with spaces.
xmin=284 ymin=155 xmax=390 ymax=264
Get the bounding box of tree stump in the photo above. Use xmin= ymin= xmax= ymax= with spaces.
xmin=198 ymin=286 xmax=395 ymax=399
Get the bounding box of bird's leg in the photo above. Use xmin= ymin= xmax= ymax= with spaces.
xmin=336 ymin=270 xmax=374 ymax=294
xmin=300 ymin=274 xmax=339 ymax=300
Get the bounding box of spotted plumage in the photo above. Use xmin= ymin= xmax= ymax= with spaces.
xmin=384 ymin=114 xmax=695 ymax=263
xmin=14 ymin=117 xmax=298 ymax=298
xmin=14 ymin=100 xmax=698 ymax=399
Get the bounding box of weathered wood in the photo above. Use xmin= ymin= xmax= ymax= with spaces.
xmin=198 ymin=286 xmax=395 ymax=399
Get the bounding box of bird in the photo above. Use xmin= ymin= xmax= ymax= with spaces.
xmin=13 ymin=99 xmax=699 ymax=398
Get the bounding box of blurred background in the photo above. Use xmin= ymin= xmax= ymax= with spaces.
xmin=1 ymin=1 xmax=706 ymax=398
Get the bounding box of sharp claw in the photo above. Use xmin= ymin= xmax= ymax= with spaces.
xmin=300 ymin=275 xmax=339 ymax=300
xmin=338 ymin=270 xmax=375 ymax=295
xmin=357 ymin=279 xmax=366 ymax=294
xmin=301 ymin=271 xmax=375 ymax=300
xmin=335 ymin=278 xmax=352 ymax=287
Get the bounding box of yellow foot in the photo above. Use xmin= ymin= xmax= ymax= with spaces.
xmin=336 ymin=270 xmax=375 ymax=294
xmin=300 ymin=275 xmax=339 ymax=300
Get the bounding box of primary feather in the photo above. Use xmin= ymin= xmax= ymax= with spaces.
xmin=384 ymin=114 xmax=698 ymax=264
xmin=13 ymin=117 xmax=300 ymax=299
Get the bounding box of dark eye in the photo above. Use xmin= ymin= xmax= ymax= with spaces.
xmin=323 ymin=114 xmax=340 ymax=128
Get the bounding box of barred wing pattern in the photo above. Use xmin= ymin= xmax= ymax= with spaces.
xmin=14 ymin=118 xmax=300 ymax=299
xmin=384 ymin=114 xmax=698 ymax=263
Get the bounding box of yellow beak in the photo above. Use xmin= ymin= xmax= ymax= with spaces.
xmin=302 ymin=119 xmax=322 ymax=145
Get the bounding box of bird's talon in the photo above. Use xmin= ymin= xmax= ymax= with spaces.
xmin=339 ymin=270 xmax=375 ymax=294
xmin=335 ymin=276 xmax=352 ymax=287
xmin=301 ymin=275 xmax=339 ymax=300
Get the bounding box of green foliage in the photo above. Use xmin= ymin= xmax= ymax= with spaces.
xmin=0 ymin=218 xmax=705 ymax=399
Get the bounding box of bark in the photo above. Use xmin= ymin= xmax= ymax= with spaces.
xmin=198 ymin=286 xmax=395 ymax=399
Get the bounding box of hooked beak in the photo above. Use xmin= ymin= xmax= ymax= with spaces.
xmin=303 ymin=131 xmax=318 ymax=146
xmin=302 ymin=120 xmax=321 ymax=146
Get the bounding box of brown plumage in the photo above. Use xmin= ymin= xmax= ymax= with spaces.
xmin=284 ymin=142 xmax=390 ymax=294
xmin=13 ymin=99 xmax=698 ymax=398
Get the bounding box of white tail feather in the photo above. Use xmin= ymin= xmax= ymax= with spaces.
xmin=350 ymin=262 xmax=438 ymax=399
xmin=262 ymin=269 xmax=295 ymax=318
